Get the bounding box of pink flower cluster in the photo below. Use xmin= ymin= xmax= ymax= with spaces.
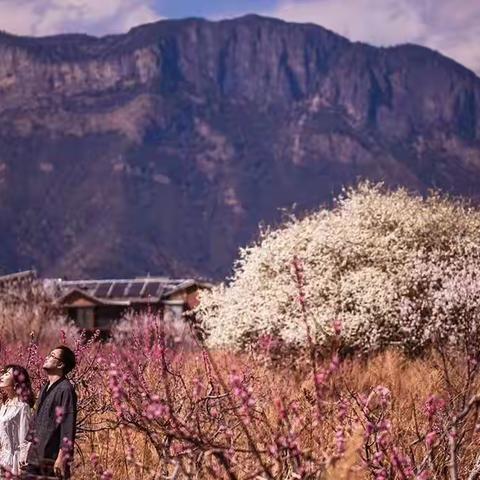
xmin=229 ymin=370 xmax=255 ymax=418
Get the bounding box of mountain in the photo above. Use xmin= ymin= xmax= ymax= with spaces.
xmin=0 ymin=15 xmax=479 ymax=280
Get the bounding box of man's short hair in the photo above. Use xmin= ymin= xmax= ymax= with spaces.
xmin=54 ymin=345 xmax=76 ymax=375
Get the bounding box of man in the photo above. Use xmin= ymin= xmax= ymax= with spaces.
xmin=22 ymin=346 xmax=77 ymax=479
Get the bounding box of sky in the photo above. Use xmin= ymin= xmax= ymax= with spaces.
xmin=0 ymin=0 xmax=479 ymax=75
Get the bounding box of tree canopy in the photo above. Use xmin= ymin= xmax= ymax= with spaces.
xmin=197 ymin=183 xmax=480 ymax=353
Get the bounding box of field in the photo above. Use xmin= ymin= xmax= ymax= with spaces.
xmin=2 ymin=315 xmax=480 ymax=480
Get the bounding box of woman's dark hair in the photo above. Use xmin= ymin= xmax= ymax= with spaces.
xmin=2 ymin=364 xmax=35 ymax=408
xmin=54 ymin=345 xmax=76 ymax=375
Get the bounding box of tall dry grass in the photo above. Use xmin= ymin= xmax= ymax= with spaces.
xmin=75 ymin=346 xmax=480 ymax=479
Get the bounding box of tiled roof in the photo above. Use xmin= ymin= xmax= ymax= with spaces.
xmin=51 ymin=277 xmax=211 ymax=305
xmin=0 ymin=271 xmax=211 ymax=305
xmin=0 ymin=270 xmax=37 ymax=286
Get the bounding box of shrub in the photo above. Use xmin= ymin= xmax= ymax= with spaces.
xmin=0 ymin=278 xmax=78 ymax=344
xmin=196 ymin=183 xmax=480 ymax=353
xmin=110 ymin=310 xmax=198 ymax=350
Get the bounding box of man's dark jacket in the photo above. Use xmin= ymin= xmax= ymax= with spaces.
xmin=26 ymin=377 xmax=77 ymax=468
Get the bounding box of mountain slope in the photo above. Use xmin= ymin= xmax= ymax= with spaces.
xmin=0 ymin=15 xmax=479 ymax=279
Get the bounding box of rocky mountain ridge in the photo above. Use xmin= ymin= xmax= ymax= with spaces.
xmin=0 ymin=15 xmax=479 ymax=279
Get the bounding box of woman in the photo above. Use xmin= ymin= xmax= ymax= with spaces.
xmin=0 ymin=364 xmax=34 ymax=475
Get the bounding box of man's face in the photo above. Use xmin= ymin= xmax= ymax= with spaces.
xmin=43 ymin=349 xmax=63 ymax=371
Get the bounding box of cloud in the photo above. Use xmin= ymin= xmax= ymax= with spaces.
xmin=266 ymin=0 xmax=480 ymax=74
xmin=0 ymin=0 xmax=478 ymax=75
xmin=0 ymin=0 xmax=161 ymax=37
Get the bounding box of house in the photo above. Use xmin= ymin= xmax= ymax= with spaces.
xmin=54 ymin=276 xmax=212 ymax=334
xmin=0 ymin=271 xmax=211 ymax=335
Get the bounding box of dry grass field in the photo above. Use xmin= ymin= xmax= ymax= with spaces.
xmin=53 ymin=340 xmax=480 ymax=479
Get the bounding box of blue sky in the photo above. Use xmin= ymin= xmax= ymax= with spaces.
xmin=157 ymin=0 xmax=277 ymax=18
xmin=0 ymin=0 xmax=479 ymax=74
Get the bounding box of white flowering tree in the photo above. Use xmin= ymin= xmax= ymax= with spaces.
xmin=197 ymin=183 xmax=480 ymax=353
